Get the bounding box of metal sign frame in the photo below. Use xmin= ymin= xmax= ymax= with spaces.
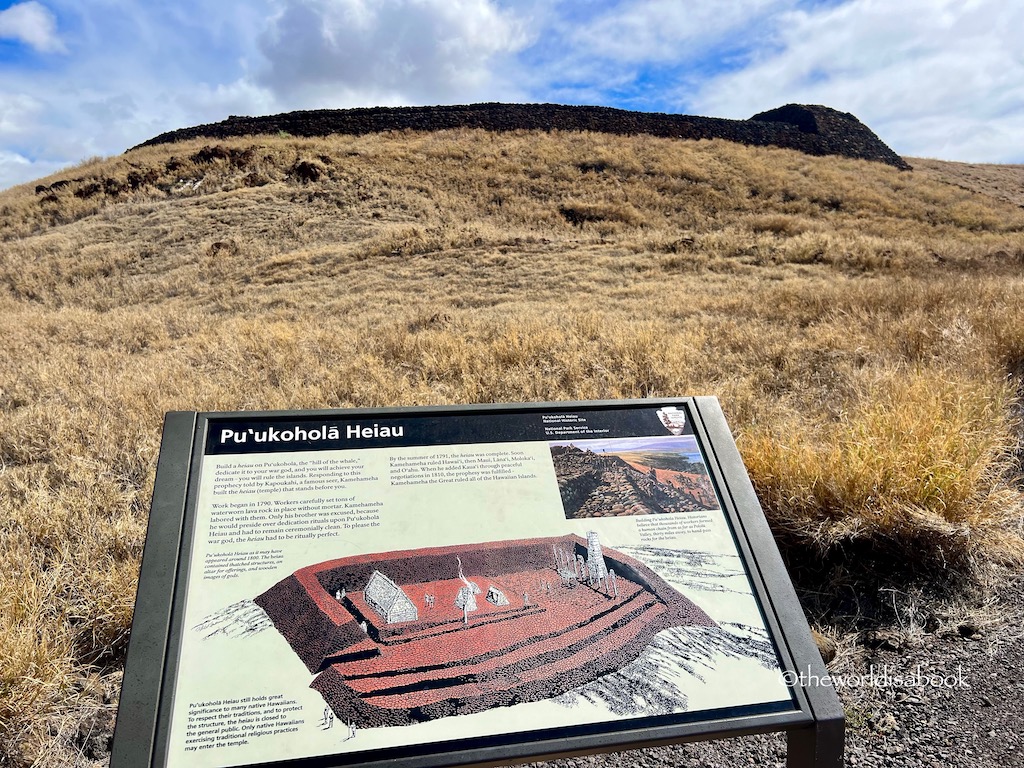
xmin=112 ymin=397 xmax=843 ymax=768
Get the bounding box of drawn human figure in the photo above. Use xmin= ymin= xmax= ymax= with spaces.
xmin=335 ymin=589 xmax=342 ymax=601
xmin=523 ymin=591 xmax=530 ymax=607
xmin=320 ymin=706 xmax=333 ymax=730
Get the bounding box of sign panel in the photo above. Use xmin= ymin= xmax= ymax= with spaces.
xmin=113 ymin=399 xmax=843 ymax=768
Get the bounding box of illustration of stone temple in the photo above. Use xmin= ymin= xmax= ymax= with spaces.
xmin=364 ymin=570 xmax=418 ymax=624
xmin=255 ymin=533 xmax=716 ymax=728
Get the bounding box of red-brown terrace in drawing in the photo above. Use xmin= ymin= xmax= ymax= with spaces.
xmin=253 ymin=534 xmax=715 ymax=727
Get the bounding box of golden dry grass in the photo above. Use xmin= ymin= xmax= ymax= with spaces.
xmin=908 ymin=156 xmax=1024 ymax=208
xmin=1 ymin=129 xmax=1023 ymax=765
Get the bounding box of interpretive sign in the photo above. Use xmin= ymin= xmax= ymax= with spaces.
xmin=112 ymin=398 xmax=843 ymax=768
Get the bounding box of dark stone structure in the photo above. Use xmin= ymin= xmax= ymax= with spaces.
xmin=133 ymin=102 xmax=910 ymax=170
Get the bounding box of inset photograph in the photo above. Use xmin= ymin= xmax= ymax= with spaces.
xmin=550 ymin=436 xmax=719 ymax=519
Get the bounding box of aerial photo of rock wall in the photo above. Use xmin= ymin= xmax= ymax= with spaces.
xmin=551 ymin=444 xmax=718 ymax=519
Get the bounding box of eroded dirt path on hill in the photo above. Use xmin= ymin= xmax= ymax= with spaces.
xmin=909 ymin=157 xmax=1024 ymax=208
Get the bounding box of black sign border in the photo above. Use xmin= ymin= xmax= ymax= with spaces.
xmin=113 ymin=397 xmax=843 ymax=768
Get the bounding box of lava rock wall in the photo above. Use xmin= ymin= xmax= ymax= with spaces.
xmin=134 ymin=102 xmax=910 ymax=170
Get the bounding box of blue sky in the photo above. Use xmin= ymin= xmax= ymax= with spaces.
xmin=1 ymin=0 xmax=1022 ymax=190
xmin=550 ymin=435 xmax=704 ymax=464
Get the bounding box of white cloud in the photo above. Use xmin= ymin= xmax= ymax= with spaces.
xmin=256 ymin=0 xmax=530 ymax=106
xmin=2 ymin=0 xmax=1024 ymax=190
xmin=565 ymin=0 xmax=784 ymax=64
xmin=0 ymin=149 xmax=30 ymax=170
xmin=508 ymin=0 xmax=797 ymax=111
xmin=688 ymin=0 xmax=1024 ymax=161
xmin=0 ymin=0 xmax=535 ymax=189
xmin=0 ymin=1 xmax=66 ymax=53
xmin=175 ymin=80 xmax=280 ymax=123
xmin=0 ymin=149 xmax=65 ymax=190
xmin=0 ymin=1 xmax=283 ymax=189
xmin=0 ymin=92 xmax=43 ymax=135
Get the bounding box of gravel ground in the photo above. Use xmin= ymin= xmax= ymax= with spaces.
xmin=532 ymin=570 xmax=1024 ymax=768
xmin=77 ymin=571 xmax=1021 ymax=767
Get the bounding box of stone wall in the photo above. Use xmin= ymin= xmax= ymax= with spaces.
xmin=133 ymin=102 xmax=911 ymax=170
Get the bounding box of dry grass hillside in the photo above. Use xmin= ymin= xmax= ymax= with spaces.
xmin=2 ymin=128 xmax=1024 ymax=766
xmin=908 ymin=157 xmax=1024 ymax=208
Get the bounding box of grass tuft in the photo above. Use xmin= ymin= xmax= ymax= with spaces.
xmin=741 ymin=365 xmax=1023 ymax=569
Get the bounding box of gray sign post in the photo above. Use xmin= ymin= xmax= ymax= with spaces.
xmin=113 ymin=397 xmax=843 ymax=768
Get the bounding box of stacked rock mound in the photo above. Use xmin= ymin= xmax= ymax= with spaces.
xmin=551 ymin=445 xmax=708 ymax=518
xmin=134 ymin=102 xmax=910 ymax=170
